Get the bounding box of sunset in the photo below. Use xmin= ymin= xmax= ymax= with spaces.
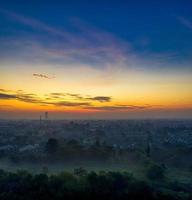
xmin=0 ymin=1 xmax=192 ymax=200
xmin=1 ymin=1 xmax=192 ymax=119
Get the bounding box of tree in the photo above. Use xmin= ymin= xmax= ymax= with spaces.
xmin=45 ymin=138 xmax=58 ymax=154
xmin=42 ymin=166 xmax=49 ymax=174
xmin=74 ymin=167 xmax=87 ymax=176
xmin=146 ymin=163 xmax=166 ymax=180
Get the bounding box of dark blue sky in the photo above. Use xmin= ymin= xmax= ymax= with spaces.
xmin=0 ymin=0 xmax=192 ymax=60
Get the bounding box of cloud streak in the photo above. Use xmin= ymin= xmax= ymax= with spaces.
xmin=0 ymin=89 xmax=111 ymax=106
xmin=85 ymin=105 xmax=150 ymax=111
xmin=0 ymin=8 xmax=191 ymax=78
xmin=0 ymin=8 xmax=130 ymax=71
xmin=0 ymin=88 xmax=151 ymax=111
xmin=33 ymin=73 xmax=55 ymax=79
xmin=87 ymin=96 xmax=111 ymax=102
xmin=53 ymin=101 xmax=91 ymax=107
xmin=177 ymin=16 xmax=192 ymax=30
xmin=0 ymin=93 xmax=17 ymax=99
xmin=0 ymin=9 xmax=72 ymax=38
xmin=48 ymin=93 xmax=111 ymax=102
xmin=1 ymin=7 xmax=186 ymax=78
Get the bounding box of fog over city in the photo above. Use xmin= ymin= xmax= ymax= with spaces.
xmin=0 ymin=0 xmax=192 ymax=199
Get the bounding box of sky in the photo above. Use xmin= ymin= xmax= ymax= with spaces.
xmin=0 ymin=0 xmax=192 ymax=119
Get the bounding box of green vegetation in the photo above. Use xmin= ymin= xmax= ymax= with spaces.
xmin=0 ymin=168 xmax=191 ymax=200
xmin=146 ymin=163 xmax=166 ymax=180
xmin=45 ymin=138 xmax=59 ymax=154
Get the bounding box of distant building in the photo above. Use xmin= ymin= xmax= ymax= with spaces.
xmin=45 ymin=112 xmax=48 ymax=120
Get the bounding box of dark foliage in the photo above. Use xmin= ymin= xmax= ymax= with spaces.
xmin=45 ymin=138 xmax=59 ymax=154
xmin=0 ymin=169 xmax=191 ymax=200
xmin=146 ymin=163 xmax=166 ymax=180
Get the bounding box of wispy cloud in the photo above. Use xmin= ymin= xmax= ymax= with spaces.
xmin=87 ymin=96 xmax=111 ymax=102
xmin=0 ymin=8 xmax=130 ymax=70
xmin=49 ymin=93 xmax=82 ymax=99
xmin=0 ymin=89 xmax=111 ymax=107
xmin=0 ymin=89 xmax=46 ymax=104
xmin=0 ymin=9 xmax=71 ymax=38
xmin=0 ymin=8 xmax=184 ymax=77
xmin=48 ymin=93 xmax=111 ymax=102
xmin=177 ymin=16 xmax=192 ymax=30
xmin=0 ymin=93 xmax=17 ymax=99
xmin=53 ymin=101 xmax=91 ymax=107
xmin=0 ymin=8 xmax=191 ymax=76
xmin=0 ymin=88 xmax=151 ymax=111
xmin=84 ymin=105 xmax=150 ymax=111
xmin=33 ymin=73 xmax=55 ymax=79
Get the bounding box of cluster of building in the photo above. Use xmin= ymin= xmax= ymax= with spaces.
xmin=0 ymin=116 xmax=192 ymax=157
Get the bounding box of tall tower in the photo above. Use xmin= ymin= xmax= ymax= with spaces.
xmin=40 ymin=115 xmax=42 ymax=126
xmin=45 ymin=112 xmax=48 ymax=120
